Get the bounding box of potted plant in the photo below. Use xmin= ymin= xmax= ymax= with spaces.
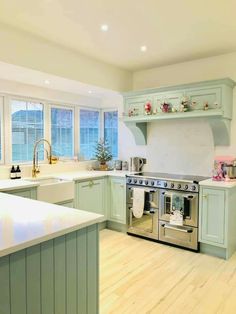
xmin=94 ymin=140 xmax=112 ymax=170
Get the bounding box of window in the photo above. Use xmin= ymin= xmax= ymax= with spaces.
xmin=79 ymin=109 xmax=99 ymax=160
xmin=51 ymin=107 xmax=74 ymax=157
xmin=104 ymin=110 xmax=118 ymax=158
xmin=11 ymin=99 xmax=44 ymax=162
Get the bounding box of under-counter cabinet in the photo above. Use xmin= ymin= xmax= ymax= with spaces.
xmin=4 ymin=187 xmax=37 ymax=200
xmin=108 ymin=177 xmax=126 ymax=225
xmin=199 ymin=184 xmax=236 ymax=259
xmin=75 ymin=178 xmax=107 ymax=220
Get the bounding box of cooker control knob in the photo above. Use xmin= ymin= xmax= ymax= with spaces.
xmin=177 ymin=184 xmax=181 ymax=189
xmin=184 ymin=184 xmax=188 ymax=190
xmin=171 ymin=183 xmax=174 ymax=188
xmin=151 ymin=181 xmax=155 ymax=186
xmin=164 ymin=182 xmax=168 ymax=188
xmin=139 ymin=180 xmax=143 ymax=184
xmin=191 ymin=185 xmax=196 ymax=191
xmin=128 ymin=178 xmax=132 ymax=184
xmin=145 ymin=180 xmax=149 ymax=185
xmin=134 ymin=179 xmax=137 ymax=184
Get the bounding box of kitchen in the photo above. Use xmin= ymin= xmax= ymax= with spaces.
xmin=0 ymin=1 xmax=236 ymax=314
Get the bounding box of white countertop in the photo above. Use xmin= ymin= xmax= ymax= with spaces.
xmin=0 ymin=192 xmax=104 ymax=257
xmin=0 ymin=179 xmax=40 ymax=191
xmin=199 ymin=178 xmax=236 ymax=188
xmin=54 ymin=170 xmax=131 ymax=181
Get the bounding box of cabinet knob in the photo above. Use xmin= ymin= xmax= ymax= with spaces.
xmin=120 ymin=184 xmax=124 ymax=188
xmin=203 ymin=194 xmax=208 ymax=198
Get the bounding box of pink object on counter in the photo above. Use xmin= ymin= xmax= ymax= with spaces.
xmin=214 ymin=156 xmax=236 ymax=163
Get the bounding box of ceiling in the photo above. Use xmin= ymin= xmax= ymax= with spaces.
xmin=0 ymin=0 xmax=235 ymax=71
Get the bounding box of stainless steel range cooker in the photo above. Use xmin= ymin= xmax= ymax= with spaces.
xmin=126 ymin=172 xmax=208 ymax=251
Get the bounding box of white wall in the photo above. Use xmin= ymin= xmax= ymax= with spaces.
xmin=120 ymin=52 xmax=236 ymax=176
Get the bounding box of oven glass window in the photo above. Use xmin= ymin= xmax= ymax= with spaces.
xmin=165 ymin=196 xmax=171 ymax=214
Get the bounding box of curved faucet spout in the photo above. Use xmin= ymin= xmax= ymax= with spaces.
xmin=32 ymin=138 xmax=52 ymax=177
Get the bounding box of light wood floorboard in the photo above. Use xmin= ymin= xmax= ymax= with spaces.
xmin=100 ymin=229 xmax=236 ymax=314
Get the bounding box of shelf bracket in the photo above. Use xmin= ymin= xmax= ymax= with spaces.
xmin=208 ymin=118 xmax=231 ymax=146
xmin=124 ymin=121 xmax=147 ymax=145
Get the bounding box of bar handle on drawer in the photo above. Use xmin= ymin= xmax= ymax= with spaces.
xmin=161 ymin=223 xmax=193 ymax=233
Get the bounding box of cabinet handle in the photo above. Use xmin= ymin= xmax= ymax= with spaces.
xmin=203 ymin=194 xmax=208 ymax=198
xmin=89 ymin=180 xmax=94 ymax=187
xmin=120 ymin=184 xmax=124 ymax=188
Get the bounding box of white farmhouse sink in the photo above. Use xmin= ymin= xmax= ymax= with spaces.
xmin=24 ymin=177 xmax=74 ymax=204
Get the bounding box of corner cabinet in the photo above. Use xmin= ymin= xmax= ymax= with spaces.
xmin=75 ymin=178 xmax=107 ymax=220
xmin=108 ymin=177 xmax=126 ymax=225
xmin=199 ymin=185 xmax=236 ymax=259
xmin=123 ymin=78 xmax=235 ymax=146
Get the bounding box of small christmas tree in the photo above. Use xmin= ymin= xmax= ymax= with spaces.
xmin=94 ymin=140 xmax=112 ymax=169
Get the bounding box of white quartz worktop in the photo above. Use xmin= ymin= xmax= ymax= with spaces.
xmin=0 ymin=179 xmax=40 ymax=191
xmin=199 ymin=178 xmax=236 ymax=189
xmin=0 ymin=192 xmax=104 ymax=257
xmin=54 ymin=170 xmax=131 ymax=181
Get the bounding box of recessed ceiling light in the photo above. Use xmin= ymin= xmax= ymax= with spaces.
xmin=101 ymin=24 xmax=109 ymax=32
xmin=88 ymin=90 xmax=92 ymax=94
xmin=44 ymin=79 xmax=50 ymax=85
xmin=140 ymin=45 xmax=147 ymax=52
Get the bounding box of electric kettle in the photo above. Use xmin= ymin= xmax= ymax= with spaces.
xmin=130 ymin=157 xmax=146 ymax=172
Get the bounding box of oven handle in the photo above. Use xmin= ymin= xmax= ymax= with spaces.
xmin=161 ymin=223 xmax=193 ymax=233
xmin=128 ymin=187 xmax=156 ymax=193
xmin=161 ymin=192 xmax=196 ymax=199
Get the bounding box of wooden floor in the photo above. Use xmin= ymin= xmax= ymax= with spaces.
xmin=100 ymin=229 xmax=236 ymax=314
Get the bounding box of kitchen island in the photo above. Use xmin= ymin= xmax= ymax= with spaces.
xmin=0 ymin=192 xmax=103 ymax=314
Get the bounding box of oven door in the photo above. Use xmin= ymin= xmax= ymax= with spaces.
xmin=128 ymin=205 xmax=158 ymax=240
xmin=159 ymin=189 xmax=198 ymax=227
xmin=127 ymin=186 xmax=159 ymax=240
xmin=159 ymin=221 xmax=198 ymax=250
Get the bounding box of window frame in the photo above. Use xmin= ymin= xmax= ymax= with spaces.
xmin=102 ymin=108 xmax=119 ymax=159
xmin=78 ymin=107 xmax=101 ymax=161
xmin=49 ymin=103 xmax=75 ymax=159
xmin=0 ymin=95 xmax=4 ymax=164
xmin=8 ymin=96 xmax=46 ymax=164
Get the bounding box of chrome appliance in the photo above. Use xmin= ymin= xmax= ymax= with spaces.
xmin=130 ymin=157 xmax=146 ymax=172
xmin=126 ymin=172 xmax=207 ymax=251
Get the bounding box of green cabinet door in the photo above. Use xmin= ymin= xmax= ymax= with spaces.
xmin=200 ymin=188 xmax=225 ymax=246
xmin=5 ymin=187 xmax=37 ymax=200
xmin=76 ymin=178 xmax=106 ymax=219
xmin=109 ymin=177 xmax=126 ymax=224
xmin=185 ymin=87 xmax=221 ymax=110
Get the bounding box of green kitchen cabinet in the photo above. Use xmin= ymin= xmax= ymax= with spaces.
xmin=0 ymin=225 xmax=99 ymax=314
xmin=108 ymin=177 xmax=126 ymax=224
xmin=75 ymin=178 xmax=106 ymax=220
xmin=4 ymin=187 xmax=37 ymax=200
xmin=200 ymin=188 xmax=225 ymax=245
xmin=199 ymin=184 xmax=236 ymax=259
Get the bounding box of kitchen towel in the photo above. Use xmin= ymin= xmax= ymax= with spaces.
xmin=170 ymin=193 xmax=184 ymax=226
xmin=132 ymin=188 xmax=145 ymax=218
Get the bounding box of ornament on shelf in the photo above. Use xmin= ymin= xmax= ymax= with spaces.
xmin=144 ymin=102 xmax=152 ymax=115
xmin=190 ymin=101 xmax=197 ymax=109
xmin=160 ymin=101 xmax=171 ymax=113
xmin=153 ymin=108 xmax=158 ymax=115
xmin=128 ymin=108 xmax=139 ymax=117
xmin=180 ymin=96 xmax=189 ymax=112
xmin=203 ymin=102 xmax=209 ymax=110
xmin=172 ymin=106 xmax=177 ymax=113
